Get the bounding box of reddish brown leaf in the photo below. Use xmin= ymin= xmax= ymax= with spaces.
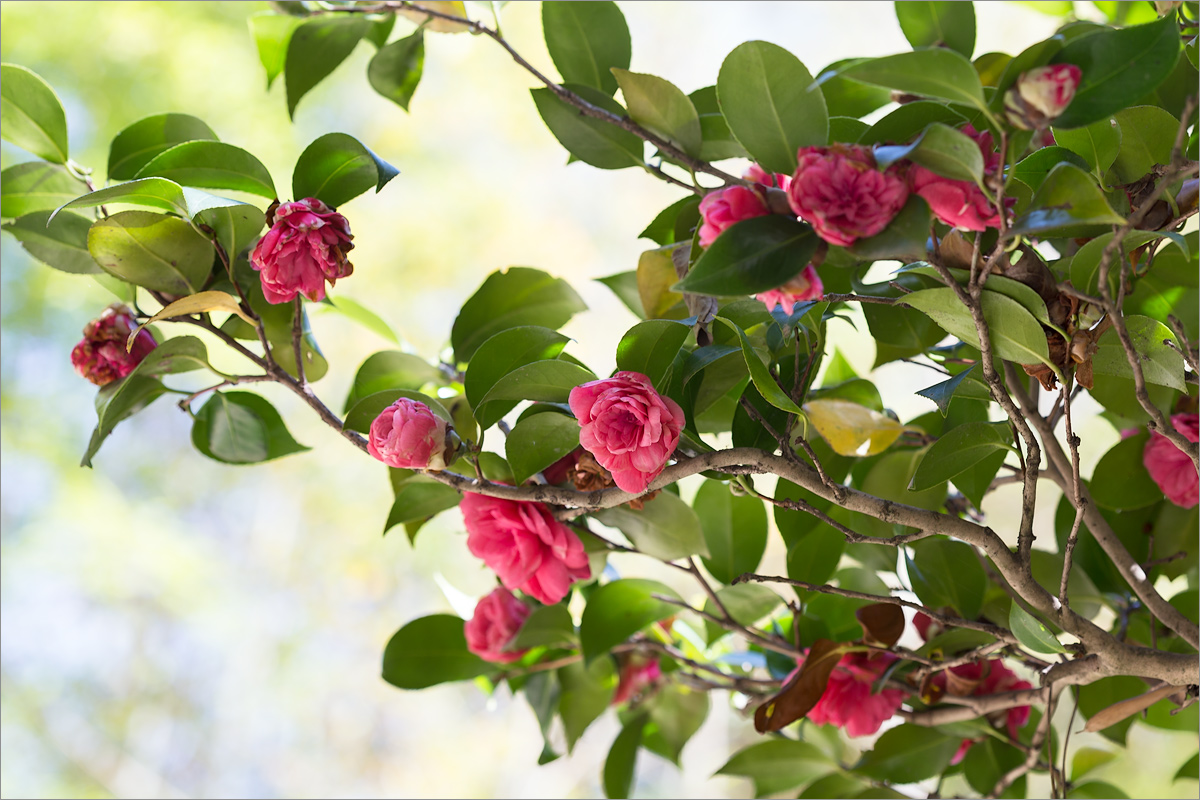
xmin=754 ymin=638 xmax=847 ymax=733
xmin=855 ymin=603 xmax=905 ymax=648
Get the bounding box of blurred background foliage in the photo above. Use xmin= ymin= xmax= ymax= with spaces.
xmin=1 ymin=2 xmax=1196 ymax=797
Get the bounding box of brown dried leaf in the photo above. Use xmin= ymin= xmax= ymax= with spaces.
xmin=754 ymin=639 xmax=847 ymax=733
xmin=1082 ymin=683 xmax=1183 ymax=733
xmin=855 ymin=603 xmax=905 ymax=648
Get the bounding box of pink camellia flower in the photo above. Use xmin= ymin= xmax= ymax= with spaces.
xmin=250 ymin=197 xmax=354 ymax=304
xmin=70 ymin=303 xmax=157 ymax=386
xmin=368 ymin=397 xmax=450 ymax=470
xmin=908 ymin=164 xmax=1002 ymax=231
xmin=698 ymin=185 xmax=771 ymax=248
xmin=787 ymin=145 xmax=909 ymax=247
xmin=612 ymin=655 xmax=662 ymax=705
xmin=463 ymin=587 xmax=532 ymax=664
xmin=1004 ymin=64 xmax=1083 ymax=129
xmin=912 ymin=611 xmax=944 ymax=642
xmin=929 ymin=659 xmax=1033 ymax=763
xmin=1143 ymin=413 xmax=1200 ymax=508
xmin=568 ymin=371 xmax=686 ymax=495
xmin=790 ymin=649 xmax=906 ymax=738
xmin=462 ymin=493 xmax=591 ymax=605
xmin=744 ymin=163 xmax=792 ymax=191
xmin=756 ymin=264 xmax=824 ymax=315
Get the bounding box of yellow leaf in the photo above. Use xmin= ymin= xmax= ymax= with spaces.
xmin=128 ymin=290 xmax=257 ymax=351
xmin=637 ymin=244 xmax=684 ymax=319
xmin=397 ymin=1 xmax=473 ymax=33
xmin=802 ymin=398 xmax=917 ymax=457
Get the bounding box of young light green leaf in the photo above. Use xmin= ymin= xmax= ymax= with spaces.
xmin=1009 ymin=602 xmax=1068 ymax=654
xmin=1052 ymin=116 xmax=1121 ymax=179
xmin=0 ymin=63 xmax=68 ymax=163
xmin=895 ymin=1 xmax=976 ymax=58
xmin=87 ymin=210 xmax=214 ymax=295
xmin=2 ymin=210 xmax=98 ymax=274
xmin=249 ymin=11 xmax=302 ymax=89
xmin=0 ymin=162 xmax=83 ymax=218
xmin=611 ymin=68 xmax=702 ymax=157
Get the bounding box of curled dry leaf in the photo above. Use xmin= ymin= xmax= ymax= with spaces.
xmin=855 ymin=602 xmax=905 ymax=648
xmin=127 ymin=290 xmax=257 ymax=351
xmin=1081 ymin=683 xmax=1185 ymax=733
xmin=754 ymin=638 xmax=847 ymax=733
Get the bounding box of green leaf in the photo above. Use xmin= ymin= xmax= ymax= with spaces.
xmin=603 ymin=716 xmax=644 ymax=799
xmin=1050 ymin=15 xmax=1183 ymax=129
xmin=911 ymin=421 xmax=1012 ymax=491
xmin=2 ymin=210 xmax=98 ymax=274
xmin=895 ymin=1 xmax=976 ymax=58
xmin=1089 ymin=431 xmax=1163 ymax=510
xmin=465 ymin=326 xmax=570 ymax=430
xmin=248 ymin=11 xmax=302 ymax=89
xmin=285 ymin=16 xmax=370 ymax=118
xmin=874 ymin=121 xmax=984 ymax=186
xmin=0 ymin=63 xmax=68 ymax=163
xmin=107 ymin=113 xmax=219 ymax=181
xmin=512 ymin=603 xmax=577 ymax=649
xmin=320 ymin=294 xmax=400 ymax=345
xmin=532 ymin=84 xmax=645 ymax=170
xmin=133 ymin=141 xmax=275 ymax=199
xmin=836 ymin=49 xmax=987 ymax=112
xmin=1010 ymin=145 xmax=1091 ymax=192
xmin=381 ymin=614 xmax=493 ymax=689
xmin=916 ymin=364 xmax=980 ymax=415
xmin=857 ymin=100 xmax=967 ymax=147
xmin=579 ymin=579 xmax=679 ymax=664
xmin=81 ymin=375 xmax=168 ymax=468
xmin=1175 ymin=753 xmax=1199 ymax=782
xmin=863 ymin=286 xmax=947 ymax=368
xmin=903 ymin=287 xmax=1051 ymax=366
xmin=343 ymin=389 xmax=450 ymax=434
xmin=615 ymin=319 xmax=690 ymax=390
xmin=906 ymin=538 xmax=986 ymax=619
xmin=383 ymin=478 xmax=463 ymax=537
xmin=87 ymin=210 xmax=214 ymax=295
xmin=191 ymin=391 xmax=308 ymax=465
xmin=345 ymin=350 xmax=441 ymax=412
xmin=690 ymin=85 xmax=751 ymax=162
xmin=1108 ymin=105 xmax=1179 ymax=185
xmin=694 ymin=479 xmax=768 ymax=584
xmin=856 ymin=725 xmax=960 ymax=784
xmin=716 ymin=739 xmax=831 ymax=798
xmin=594 ymin=492 xmax=708 ymax=561
xmin=676 ymin=215 xmax=819 ymax=296
xmin=641 ymin=683 xmax=709 ymax=765
xmin=194 ymin=203 xmax=265 ymax=261
xmin=963 ymin=738 xmax=1025 ymax=797
xmin=611 ymin=69 xmax=702 ymax=157
xmin=1009 ymin=163 xmax=1125 ymax=238
xmin=368 ymin=29 xmax=424 ymax=111
xmin=541 ymin=0 xmax=630 ymax=96
xmin=292 ymin=132 xmax=399 ymax=209
xmin=226 ymin=260 xmax=328 ymax=382
xmin=1009 ymin=602 xmax=1067 ymax=654
xmin=0 ymin=162 xmax=82 ymax=218
xmin=702 ymin=583 xmax=782 ymax=644
xmin=1067 ymin=782 xmax=1130 ymax=799
xmin=1069 ymin=230 xmax=1179 ymax=297
xmin=716 ymin=41 xmax=829 ymax=174
xmin=130 ymin=335 xmax=214 ymax=375
xmin=558 ymin=657 xmax=616 ymax=751
xmin=639 ymin=195 xmax=701 ymax=247
xmin=786 ymin=523 xmax=845 ymax=592
xmin=452 ymin=267 xmax=587 ymax=363
xmin=716 ymin=317 xmax=803 ymax=415
xmin=1052 ymin=116 xmax=1122 ymax=179
xmin=1092 ymin=315 xmax=1187 ymax=392
xmin=1071 ymin=747 xmax=1119 ymax=782
xmin=55 ymin=177 xmax=241 ymax=222
xmin=846 ymin=194 xmax=932 ymax=262
xmin=506 ymin=412 xmax=580 ymax=484
xmin=477 ymin=360 xmax=597 ymax=414
xmin=596 ymin=271 xmax=646 ymax=318
xmin=799 ymin=773 xmax=868 ymax=799
xmin=364 ymin=14 xmax=395 ymax=48
xmin=817 ymin=58 xmax=894 ymax=120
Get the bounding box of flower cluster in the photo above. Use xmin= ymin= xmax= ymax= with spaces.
xmin=70 ymin=304 xmax=157 ymax=386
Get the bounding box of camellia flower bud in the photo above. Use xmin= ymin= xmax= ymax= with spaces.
xmin=70 ymin=303 xmax=157 ymax=386
xmin=1143 ymin=413 xmax=1200 ymax=508
xmin=463 ymin=587 xmax=532 ymax=664
xmin=1004 ymin=65 xmax=1082 ymax=130
xmin=250 ymin=197 xmax=354 ymax=304
xmin=756 ymin=264 xmax=824 ymax=314
xmin=367 ymin=397 xmax=451 ymax=470
xmin=787 ymin=145 xmax=909 ymax=247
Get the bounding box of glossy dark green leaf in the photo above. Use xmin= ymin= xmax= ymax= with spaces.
xmin=1108 ymin=105 xmax=1179 ymax=185
xmin=856 ymin=725 xmax=960 ymax=783
xmin=907 ymin=538 xmax=985 ymax=619
xmin=292 ymin=132 xmax=399 ymax=209
xmin=0 ymin=162 xmax=82 ymax=218
xmin=452 ymin=267 xmax=587 ymax=363
xmin=506 ymin=412 xmax=580 ymax=484
xmin=1092 ymin=315 xmax=1187 ymax=392
xmin=133 ymin=141 xmax=275 ymax=199
xmin=1052 ymin=116 xmax=1122 ymax=178
xmin=477 ymin=360 xmax=597 ymax=414
xmin=817 ymin=58 xmax=893 ymax=120
xmin=285 ymin=16 xmax=370 ymax=118
xmin=676 ymin=215 xmax=818 ymax=296
xmin=911 ymin=421 xmax=1012 ymax=491
xmin=1010 ymin=163 xmax=1126 ymax=238
xmin=107 ymin=113 xmax=219 ymax=181
xmin=248 ymin=11 xmax=302 ymax=89
xmin=786 ymin=523 xmax=845 ymax=592
xmin=690 ymin=85 xmax=750 ymax=162
xmin=916 ymin=364 xmax=980 ymax=415
xmin=1175 ymin=753 xmax=1199 ymax=782
xmin=384 ymin=478 xmax=463 ymax=537
xmin=874 ymin=122 xmax=984 ymax=186
xmin=594 ymin=492 xmax=708 ymax=561
xmin=345 ymin=350 xmax=442 ymax=412
xmin=858 ymin=100 xmax=968 ymax=146
xmin=194 ymin=203 xmax=265 ymax=261
xmin=1010 ymin=145 xmax=1090 ymax=192
xmin=612 ymin=68 xmax=702 ymax=157
xmin=368 ymin=29 xmax=424 ymax=111
xmin=579 ymin=579 xmax=680 ymax=663
xmin=2 ymin=210 xmax=98 ymax=274
xmin=716 ymin=41 xmax=828 ymax=174
xmin=863 ymin=294 xmax=947 ymax=369
xmin=836 ymin=49 xmax=986 ymax=112
xmin=0 ymin=63 xmax=68 ymax=163
xmin=364 ymin=14 xmax=394 ymax=48
xmin=639 ymin=195 xmax=701 ymax=247
xmin=133 ymin=335 xmax=214 ymax=375
xmin=595 ymin=271 xmax=646 ymax=318
xmin=895 ymin=1 xmax=976 ymax=58
xmin=531 ymin=84 xmax=644 ymax=170
xmin=81 ymin=375 xmax=168 ymax=468
xmin=558 ymin=657 xmax=616 ymax=751
xmin=381 ymin=614 xmax=494 ymax=689
xmin=903 ymin=287 xmax=1051 ymax=366
xmin=1089 ymin=431 xmax=1163 ymax=510
xmin=716 ymin=317 xmax=803 ymax=415
xmin=465 ymin=326 xmax=571 ymax=429
xmin=87 ymin=210 xmax=214 ymax=295
xmin=716 ymin=739 xmax=832 ymax=798
xmin=512 ymin=603 xmax=577 ymax=649
xmin=694 ymin=479 xmax=768 ymax=584
xmin=963 ymin=738 xmax=1025 ymax=796
xmin=1067 ymin=782 xmax=1130 ymax=799
xmin=541 ymin=0 xmax=630 ymax=96
xmin=615 ymin=319 xmax=690 ymax=390
xmin=191 ymin=391 xmax=308 ymax=465
xmin=1050 ymin=15 xmax=1183 ymax=129
xmin=603 ymin=716 xmax=644 ymax=799
xmin=1009 ymin=601 xmax=1067 ymax=654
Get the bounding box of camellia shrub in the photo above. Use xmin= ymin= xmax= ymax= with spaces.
xmin=3 ymin=1 xmax=1199 ymax=797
